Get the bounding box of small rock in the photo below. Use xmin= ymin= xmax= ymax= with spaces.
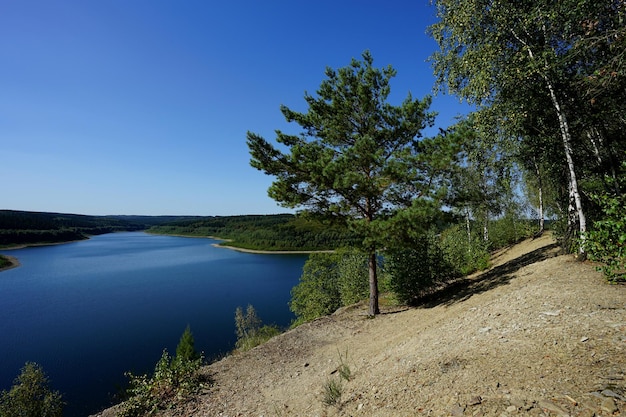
xmin=509 ymin=398 xmax=526 ymax=409
xmin=537 ymin=399 xmax=568 ymax=416
xmin=357 ymin=403 xmax=364 ymax=411
xmin=580 ymin=336 xmax=589 ymax=342
xmin=450 ymin=404 xmax=465 ymax=416
xmin=468 ymin=395 xmax=482 ymax=406
xmin=479 ymin=327 xmax=492 ymax=333
xmin=601 ymin=388 xmax=626 ymax=401
xmin=600 ymin=397 xmax=618 ymax=414
xmin=506 ymin=405 xmax=517 ymax=413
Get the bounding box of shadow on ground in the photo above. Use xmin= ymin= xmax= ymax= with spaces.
xmin=416 ymin=242 xmax=561 ymax=309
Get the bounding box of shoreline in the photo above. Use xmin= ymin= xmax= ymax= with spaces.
xmin=0 ymin=237 xmax=88 ymax=251
xmin=147 ymin=231 xmax=333 ymax=254
xmin=0 ymin=255 xmax=20 ymax=272
xmin=0 ymin=237 xmax=90 ymax=273
xmin=211 ymin=243 xmax=333 ymax=255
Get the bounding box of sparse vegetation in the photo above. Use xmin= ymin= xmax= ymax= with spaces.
xmin=118 ymin=327 xmax=207 ymax=417
xmin=234 ymin=305 xmax=281 ymax=352
xmin=322 ymin=378 xmax=343 ymax=407
xmin=336 ymin=349 xmax=352 ymax=382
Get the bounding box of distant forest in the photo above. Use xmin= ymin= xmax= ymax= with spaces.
xmin=148 ymin=214 xmax=358 ymax=251
xmin=0 ymin=210 xmax=355 ymax=251
xmin=0 ymin=210 xmax=194 ymax=247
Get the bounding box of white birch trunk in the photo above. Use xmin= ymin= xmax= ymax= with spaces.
xmin=533 ymin=157 xmax=544 ymax=234
xmin=512 ymin=28 xmax=587 ymax=255
xmin=545 ymin=79 xmax=587 ymax=255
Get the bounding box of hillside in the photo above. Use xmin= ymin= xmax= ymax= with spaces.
xmin=95 ymin=234 xmax=626 ymax=417
xmin=0 ymin=210 xmax=191 ymax=248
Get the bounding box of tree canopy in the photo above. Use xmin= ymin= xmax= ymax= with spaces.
xmin=428 ymin=0 xmax=626 ymax=255
xmin=247 ymin=51 xmax=440 ymax=315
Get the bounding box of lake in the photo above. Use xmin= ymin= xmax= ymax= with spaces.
xmin=0 ymin=232 xmax=308 ymax=417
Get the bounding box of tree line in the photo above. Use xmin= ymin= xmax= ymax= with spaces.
xmin=0 ymin=210 xmax=196 ymax=247
xmin=148 ymin=214 xmax=360 ymax=251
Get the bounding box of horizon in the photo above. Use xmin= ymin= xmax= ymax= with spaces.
xmin=1 ymin=1 xmax=470 ymax=216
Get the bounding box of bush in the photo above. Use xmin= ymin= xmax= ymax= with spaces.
xmin=385 ymin=230 xmax=456 ymax=304
xmin=0 ymin=362 xmax=65 ymax=417
xmin=488 ymin=215 xmax=535 ymax=249
xmin=587 ymin=188 xmax=626 ymax=282
xmin=119 ymin=326 xmax=207 ymax=417
xmin=440 ymin=224 xmax=490 ymax=276
xmin=289 ymin=248 xmax=371 ymax=324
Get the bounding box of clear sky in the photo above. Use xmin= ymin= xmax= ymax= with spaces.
xmin=1 ymin=0 xmax=469 ymax=216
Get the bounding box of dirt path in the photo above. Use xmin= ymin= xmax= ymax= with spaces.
xmin=96 ymin=234 xmax=626 ymax=416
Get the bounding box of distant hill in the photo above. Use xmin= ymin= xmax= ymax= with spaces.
xmin=0 ymin=210 xmax=356 ymax=251
xmin=0 ymin=210 xmax=196 ymax=247
xmin=148 ymin=214 xmax=359 ymax=251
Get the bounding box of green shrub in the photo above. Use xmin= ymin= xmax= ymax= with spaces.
xmin=587 ymin=188 xmax=626 ymax=282
xmin=289 ymin=253 xmax=341 ymax=323
xmin=118 ymin=349 xmax=205 ymax=417
xmin=290 ymin=248 xmax=371 ymax=324
xmin=440 ymin=224 xmax=490 ymax=276
xmin=336 ymin=250 xmax=370 ymax=306
xmin=488 ymin=215 xmax=535 ymax=249
xmin=119 ymin=326 xmax=207 ymax=417
xmin=386 ymin=230 xmax=457 ymax=304
xmin=0 ymin=362 xmax=64 ymax=417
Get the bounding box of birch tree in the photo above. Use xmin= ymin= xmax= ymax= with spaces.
xmin=428 ymin=0 xmax=598 ymax=255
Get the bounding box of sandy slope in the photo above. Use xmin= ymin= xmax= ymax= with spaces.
xmin=95 ymin=234 xmax=626 ymax=416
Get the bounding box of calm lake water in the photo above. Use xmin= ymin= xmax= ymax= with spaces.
xmin=0 ymin=232 xmax=307 ymax=417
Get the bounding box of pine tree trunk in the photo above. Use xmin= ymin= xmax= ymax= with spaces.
xmin=368 ymin=251 xmax=379 ymax=316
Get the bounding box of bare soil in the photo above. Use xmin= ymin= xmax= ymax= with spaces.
xmin=95 ymin=233 xmax=626 ymax=417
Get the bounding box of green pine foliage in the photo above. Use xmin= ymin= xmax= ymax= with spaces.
xmin=0 ymin=362 xmax=65 ymax=417
xmin=175 ymin=325 xmax=200 ymax=362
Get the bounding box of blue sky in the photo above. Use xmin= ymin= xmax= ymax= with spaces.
xmin=1 ymin=0 xmax=469 ymax=216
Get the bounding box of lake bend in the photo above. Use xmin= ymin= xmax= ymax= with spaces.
xmin=0 ymin=232 xmax=307 ymax=417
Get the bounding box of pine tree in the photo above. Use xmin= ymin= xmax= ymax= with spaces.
xmin=175 ymin=325 xmax=200 ymax=362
